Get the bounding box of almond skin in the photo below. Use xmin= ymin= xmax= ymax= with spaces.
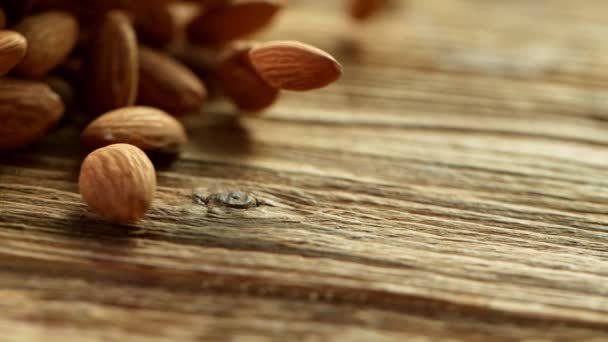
xmin=0 ymin=31 xmax=27 ymax=76
xmin=187 ymin=1 xmax=282 ymax=47
xmin=248 ymin=41 xmax=343 ymax=91
xmin=0 ymin=7 xmax=6 ymax=29
xmin=79 ymin=143 xmax=156 ymax=224
xmin=0 ymin=78 xmax=65 ymax=150
xmin=13 ymin=11 xmax=79 ymax=77
xmin=137 ymin=45 xmax=207 ymax=115
xmin=85 ymin=10 xmax=138 ymax=115
xmin=349 ymin=0 xmax=385 ymax=21
xmin=81 ymin=106 xmax=188 ymax=154
xmin=217 ymin=46 xmax=279 ymax=112
xmin=132 ymin=0 xmax=175 ymax=46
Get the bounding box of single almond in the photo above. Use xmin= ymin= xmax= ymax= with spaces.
xmin=196 ymin=0 xmax=230 ymax=11
xmin=0 ymin=7 xmax=6 ymax=29
xmin=349 ymin=0 xmax=385 ymax=21
xmin=0 ymin=78 xmax=65 ymax=150
xmin=137 ymin=45 xmax=207 ymax=115
xmin=85 ymin=10 xmax=138 ymax=115
xmin=79 ymin=143 xmax=156 ymax=224
xmin=0 ymin=30 xmax=27 ymax=76
xmin=132 ymin=0 xmax=175 ymax=46
xmin=217 ymin=46 xmax=279 ymax=112
xmin=81 ymin=106 xmax=188 ymax=154
xmin=248 ymin=40 xmax=343 ymax=91
xmin=187 ymin=0 xmax=282 ymax=47
xmin=13 ymin=11 xmax=79 ymax=77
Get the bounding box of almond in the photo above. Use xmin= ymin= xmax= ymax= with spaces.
xmin=217 ymin=46 xmax=279 ymax=112
xmin=137 ymin=45 xmax=207 ymax=115
xmin=13 ymin=11 xmax=79 ymax=77
xmin=79 ymin=143 xmax=156 ymax=224
xmin=132 ymin=0 xmax=175 ymax=46
xmin=44 ymin=76 xmax=74 ymax=109
xmin=349 ymin=0 xmax=385 ymax=21
xmin=0 ymin=31 xmax=27 ymax=76
xmin=187 ymin=0 xmax=282 ymax=47
xmin=0 ymin=7 xmax=6 ymax=29
xmin=85 ymin=10 xmax=138 ymax=115
xmin=0 ymin=78 xmax=65 ymax=150
xmin=81 ymin=106 xmax=188 ymax=154
xmin=196 ymin=0 xmax=230 ymax=11
xmin=247 ymin=40 xmax=343 ymax=91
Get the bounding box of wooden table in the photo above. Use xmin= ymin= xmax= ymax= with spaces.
xmin=2 ymin=1 xmax=608 ymax=340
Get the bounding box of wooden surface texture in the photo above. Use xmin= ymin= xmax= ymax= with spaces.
xmin=2 ymin=1 xmax=608 ymax=341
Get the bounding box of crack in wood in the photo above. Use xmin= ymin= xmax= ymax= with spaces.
xmin=192 ymin=190 xmax=262 ymax=209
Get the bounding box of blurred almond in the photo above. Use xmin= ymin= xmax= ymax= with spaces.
xmin=131 ymin=0 xmax=176 ymax=46
xmin=0 ymin=7 xmax=6 ymax=29
xmin=138 ymin=45 xmax=207 ymax=115
xmin=217 ymin=46 xmax=279 ymax=112
xmin=188 ymin=0 xmax=282 ymax=47
xmin=0 ymin=30 xmax=27 ymax=76
xmin=248 ymin=40 xmax=343 ymax=91
xmin=349 ymin=0 xmax=385 ymax=21
xmin=0 ymin=78 xmax=65 ymax=150
xmin=81 ymin=106 xmax=188 ymax=154
xmin=85 ymin=10 xmax=138 ymax=115
xmin=44 ymin=76 xmax=74 ymax=109
xmin=196 ymin=0 xmax=230 ymax=11
xmin=13 ymin=11 xmax=79 ymax=77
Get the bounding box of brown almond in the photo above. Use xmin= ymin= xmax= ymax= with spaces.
xmin=138 ymin=45 xmax=207 ymax=115
xmin=13 ymin=11 xmax=79 ymax=77
xmin=196 ymin=0 xmax=230 ymax=11
xmin=217 ymin=46 xmax=279 ymax=112
xmin=0 ymin=78 xmax=65 ymax=150
xmin=0 ymin=7 xmax=6 ymax=29
xmin=81 ymin=106 xmax=188 ymax=154
xmin=0 ymin=31 xmax=27 ymax=76
xmin=248 ymin=40 xmax=343 ymax=91
xmin=85 ymin=10 xmax=138 ymax=115
xmin=187 ymin=1 xmax=282 ymax=47
xmin=44 ymin=76 xmax=74 ymax=109
xmin=132 ymin=0 xmax=175 ymax=46
xmin=79 ymin=143 xmax=156 ymax=224
xmin=349 ymin=0 xmax=385 ymax=21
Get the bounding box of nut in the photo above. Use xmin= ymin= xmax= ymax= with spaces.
xmin=85 ymin=10 xmax=138 ymax=115
xmin=0 ymin=78 xmax=65 ymax=150
xmin=248 ymin=40 xmax=343 ymax=91
xmin=131 ymin=0 xmax=175 ymax=46
xmin=187 ymin=0 xmax=282 ymax=47
xmin=79 ymin=143 xmax=157 ymax=224
xmin=0 ymin=7 xmax=6 ymax=29
xmin=0 ymin=30 xmax=27 ymax=76
xmin=349 ymin=0 xmax=385 ymax=21
xmin=216 ymin=45 xmax=279 ymax=112
xmin=81 ymin=106 xmax=188 ymax=154
xmin=13 ymin=11 xmax=79 ymax=77
xmin=138 ymin=45 xmax=207 ymax=115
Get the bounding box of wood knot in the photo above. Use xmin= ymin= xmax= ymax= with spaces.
xmin=194 ymin=191 xmax=259 ymax=209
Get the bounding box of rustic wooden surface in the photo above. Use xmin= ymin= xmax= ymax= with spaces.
xmin=2 ymin=1 xmax=608 ymax=341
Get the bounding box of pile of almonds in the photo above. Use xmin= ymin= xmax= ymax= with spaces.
xmin=0 ymin=0 xmax=384 ymax=224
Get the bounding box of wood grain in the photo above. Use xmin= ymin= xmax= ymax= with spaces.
xmin=2 ymin=0 xmax=608 ymax=340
